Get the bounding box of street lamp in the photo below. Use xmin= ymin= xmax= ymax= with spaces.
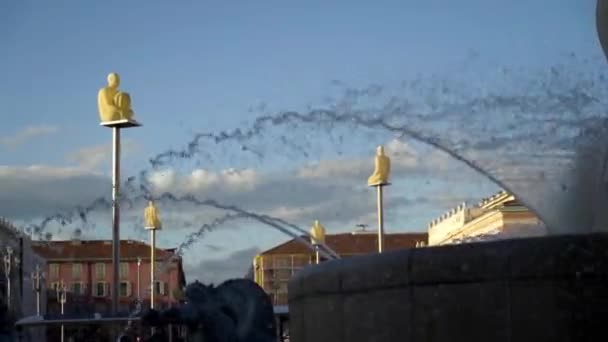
xmin=367 ymin=145 xmax=391 ymax=253
xmin=56 ymin=280 xmax=67 ymax=342
xmin=3 ymin=246 xmax=19 ymax=309
xmin=31 ymin=264 xmax=45 ymax=316
xmin=3 ymin=247 xmax=13 ymax=308
xmin=136 ymin=257 xmax=142 ymax=302
xmin=309 ymin=220 xmax=326 ymax=264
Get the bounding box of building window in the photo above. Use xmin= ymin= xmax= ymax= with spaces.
xmin=72 ymin=263 xmax=82 ymax=279
xmin=119 ymin=281 xmax=131 ymax=297
xmin=95 ymin=263 xmax=105 ymax=279
xmin=416 ymin=241 xmax=427 ymax=247
xmin=276 ymin=269 xmax=291 ymax=280
xmin=50 ymin=282 xmax=60 ymax=291
xmin=94 ymin=282 xmax=107 ymax=297
xmin=49 ymin=264 xmax=59 ymax=278
xmin=120 ymin=263 xmax=129 ymax=278
xmin=71 ymin=282 xmax=85 ymax=295
xmin=274 ymin=257 xmax=289 ymax=268
xmin=154 ymin=281 xmax=167 ymax=296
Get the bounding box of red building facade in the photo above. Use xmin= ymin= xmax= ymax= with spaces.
xmin=32 ymin=239 xmax=186 ymax=315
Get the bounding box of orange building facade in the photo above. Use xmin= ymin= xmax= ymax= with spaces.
xmin=32 ymin=239 xmax=186 ymax=315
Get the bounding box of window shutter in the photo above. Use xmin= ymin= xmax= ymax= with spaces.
xmin=127 ymin=282 xmax=132 ymax=297
xmin=160 ymin=282 xmax=165 ymax=296
xmin=164 ymin=282 xmax=169 ymax=296
xmin=104 ymin=282 xmax=110 ymax=296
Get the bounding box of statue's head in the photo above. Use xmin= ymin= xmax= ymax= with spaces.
xmin=148 ymin=200 xmax=154 ymax=207
xmin=377 ymin=145 xmax=385 ymax=155
xmin=107 ymin=72 xmax=121 ymax=88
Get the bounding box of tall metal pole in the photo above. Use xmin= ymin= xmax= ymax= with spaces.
xmin=150 ymin=230 xmax=156 ymax=310
xmin=168 ymin=280 xmax=173 ymax=342
xmin=376 ymin=185 xmax=385 ymax=253
xmin=57 ymin=281 xmax=66 ymax=342
xmin=137 ymin=257 xmax=141 ymax=302
xmin=149 ymin=229 xmax=157 ymax=337
xmin=314 ymin=245 xmax=320 ymax=264
xmin=111 ymin=126 xmax=121 ymax=315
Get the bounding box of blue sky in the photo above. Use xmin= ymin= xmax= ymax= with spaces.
xmin=0 ymin=0 xmax=604 ymax=282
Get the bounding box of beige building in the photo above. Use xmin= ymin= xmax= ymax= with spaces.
xmin=427 ymin=190 xmax=546 ymax=246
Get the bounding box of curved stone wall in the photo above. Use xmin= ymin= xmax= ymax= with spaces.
xmin=288 ymin=233 xmax=608 ymax=342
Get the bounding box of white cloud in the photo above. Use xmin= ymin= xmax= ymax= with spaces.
xmin=307 ymin=139 xmax=457 ymax=181
xmin=1 ymin=125 xmax=59 ymax=148
xmin=0 ymin=137 xmax=498 ymax=253
xmin=148 ymin=168 xmax=258 ymax=194
xmin=65 ymin=140 xmax=140 ymax=171
xmin=0 ymin=165 xmax=109 ymax=219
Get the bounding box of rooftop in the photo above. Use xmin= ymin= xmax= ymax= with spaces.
xmin=32 ymin=239 xmax=178 ymax=261
xmin=428 ymin=190 xmax=527 ymax=230
xmin=260 ymin=231 xmax=428 ymax=256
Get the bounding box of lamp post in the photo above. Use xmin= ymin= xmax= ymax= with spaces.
xmin=98 ymin=72 xmax=142 ymax=315
xmin=3 ymin=246 xmax=13 ymax=308
xmin=57 ymin=280 xmax=67 ymax=342
xmin=31 ymin=264 xmax=44 ymax=316
xmin=367 ymin=145 xmax=391 ymax=253
xmin=136 ymin=257 xmax=142 ymax=302
xmin=3 ymin=246 xmax=19 ymax=310
xmin=309 ymin=220 xmax=326 ymax=264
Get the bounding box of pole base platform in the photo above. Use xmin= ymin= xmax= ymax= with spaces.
xmin=368 ymin=182 xmax=391 ymax=187
xmin=100 ymin=119 xmax=142 ymax=128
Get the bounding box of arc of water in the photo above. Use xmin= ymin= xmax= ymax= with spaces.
xmin=152 ymin=192 xmax=338 ymax=260
xmin=151 ymin=193 xmax=343 ymax=277
xmin=256 ymin=215 xmax=341 ymax=259
xmin=264 ymin=110 xmax=551 ymax=228
xmin=28 ymin=72 xmax=600 ymax=239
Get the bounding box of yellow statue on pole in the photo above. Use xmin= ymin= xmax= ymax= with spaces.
xmin=144 ymin=201 xmax=162 ymax=230
xmin=98 ymin=72 xmax=135 ymax=123
xmin=310 ymin=220 xmax=326 ymax=244
xmin=367 ymin=145 xmax=391 ymax=186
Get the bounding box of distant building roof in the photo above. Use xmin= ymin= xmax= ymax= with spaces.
xmin=32 ymin=240 xmax=176 ymax=261
xmin=260 ymin=231 xmax=427 ymax=256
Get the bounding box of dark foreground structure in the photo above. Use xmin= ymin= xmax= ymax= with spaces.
xmin=14 ymin=278 xmax=276 ymax=342
xmin=141 ymin=278 xmax=277 ymax=342
xmin=288 ymin=233 xmax=608 ymax=342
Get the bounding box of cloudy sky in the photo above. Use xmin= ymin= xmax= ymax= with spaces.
xmin=1 ymin=0 xmax=606 ymax=283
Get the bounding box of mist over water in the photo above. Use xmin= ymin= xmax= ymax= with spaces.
xmin=22 ymin=55 xmax=608 ymax=260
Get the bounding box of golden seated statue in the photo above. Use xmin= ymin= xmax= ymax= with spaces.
xmin=310 ymin=220 xmax=326 ymax=244
xmin=97 ymin=72 xmax=135 ymax=123
xmin=144 ymin=201 xmax=162 ymax=230
xmin=367 ymin=145 xmax=391 ymax=186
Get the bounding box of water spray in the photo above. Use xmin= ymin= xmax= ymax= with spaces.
xmin=20 ymin=57 xmax=608 ymax=258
